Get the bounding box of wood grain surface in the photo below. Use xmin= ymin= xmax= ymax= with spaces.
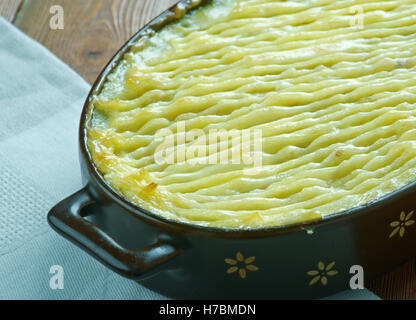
xmin=13 ymin=0 xmax=177 ymax=83
xmin=368 ymin=260 xmax=415 ymax=300
xmin=0 ymin=0 xmax=22 ymax=22
xmin=0 ymin=0 xmax=415 ymax=300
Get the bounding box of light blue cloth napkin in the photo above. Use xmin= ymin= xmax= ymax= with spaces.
xmin=0 ymin=17 xmax=379 ymax=300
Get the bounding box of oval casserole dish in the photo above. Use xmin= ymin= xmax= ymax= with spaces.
xmin=48 ymin=0 xmax=416 ymax=299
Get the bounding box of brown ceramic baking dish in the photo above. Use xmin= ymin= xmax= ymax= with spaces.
xmin=47 ymin=0 xmax=416 ymax=299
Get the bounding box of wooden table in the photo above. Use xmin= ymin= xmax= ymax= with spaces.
xmin=1 ymin=0 xmax=415 ymax=300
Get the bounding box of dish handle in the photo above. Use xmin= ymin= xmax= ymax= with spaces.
xmin=47 ymin=186 xmax=183 ymax=280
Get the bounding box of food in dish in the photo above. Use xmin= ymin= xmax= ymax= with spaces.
xmin=87 ymin=0 xmax=416 ymax=229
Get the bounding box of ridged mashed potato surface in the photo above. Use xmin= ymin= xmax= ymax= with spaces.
xmin=87 ymin=0 xmax=416 ymax=229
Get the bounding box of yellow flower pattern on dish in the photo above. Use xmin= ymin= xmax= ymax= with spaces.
xmin=307 ymin=261 xmax=338 ymax=286
xmin=225 ymin=252 xmax=259 ymax=279
xmin=389 ymin=211 xmax=415 ymax=238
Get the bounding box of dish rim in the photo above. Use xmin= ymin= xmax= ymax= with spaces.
xmin=79 ymin=0 xmax=416 ymax=238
